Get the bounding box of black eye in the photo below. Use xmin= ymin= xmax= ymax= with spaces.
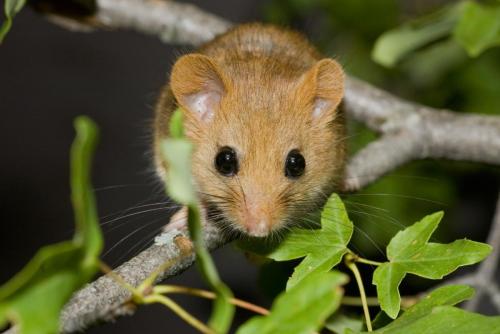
xmin=285 ymin=149 xmax=306 ymax=179
xmin=215 ymin=146 xmax=238 ymax=176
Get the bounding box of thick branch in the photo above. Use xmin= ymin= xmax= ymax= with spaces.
xmin=12 ymin=0 xmax=499 ymax=332
xmin=342 ymin=77 xmax=500 ymax=191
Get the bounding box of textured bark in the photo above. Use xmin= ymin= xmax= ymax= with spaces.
xmin=60 ymin=222 xmax=228 ymax=333
xmin=342 ymin=77 xmax=500 ymax=191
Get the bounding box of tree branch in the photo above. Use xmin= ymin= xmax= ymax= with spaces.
xmin=342 ymin=77 xmax=500 ymax=191
xmin=7 ymin=0 xmax=499 ymax=332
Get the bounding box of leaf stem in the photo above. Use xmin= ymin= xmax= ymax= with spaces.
xmin=143 ymin=294 xmax=214 ymax=334
xmin=347 ymin=250 xmax=383 ymax=266
xmin=154 ymin=285 xmax=269 ymax=315
xmin=345 ymin=255 xmax=373 ymax=332
xmin=355 ymin=257 xmax=383 ymax=266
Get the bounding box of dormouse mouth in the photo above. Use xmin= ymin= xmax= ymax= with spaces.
xmin=204 ymin=200 xmax=273 ymax=237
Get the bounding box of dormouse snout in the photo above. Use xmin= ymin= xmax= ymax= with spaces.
xmin=240 ymin=189 xmax=275 ymax=237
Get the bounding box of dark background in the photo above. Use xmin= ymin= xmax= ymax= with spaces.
xmin=1 ymin=1 xmax=499 ymax=333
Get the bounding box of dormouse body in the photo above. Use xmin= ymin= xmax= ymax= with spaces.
xmin=155 ymin=23 xmax=346 ymax=237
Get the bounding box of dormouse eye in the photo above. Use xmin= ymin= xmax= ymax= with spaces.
xmin=215 ymin=146 xmax=238 ymax=176
xmin=285 ymin=149 xmax=306 ymax=179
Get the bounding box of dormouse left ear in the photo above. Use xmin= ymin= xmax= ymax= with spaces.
xmin=297 ymin=58 xmax=344 ymax=120
xmin=170 ymin=54 xmax=228 ymax=123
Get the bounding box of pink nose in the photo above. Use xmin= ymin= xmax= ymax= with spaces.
xmin=242 ymin=190 xmax=272 ymax=237
xmin=245 ymin=217 xmax=270 ymax=237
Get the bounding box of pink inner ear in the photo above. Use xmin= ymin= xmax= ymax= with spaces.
xmin=184 ymin=90 xmax=221 ymax=122
xmin=312 ymin=97 xmax=331 ymax=119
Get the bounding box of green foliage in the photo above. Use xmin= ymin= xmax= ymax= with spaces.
xmin=356 ymin=285 xmax=500 ymax=333
xmin=71 ymin=117 xmax=102 ymax=262
xmin=161 ymin=139 xmax=196 ymax=204
xmin=372 ymin=4 xmax=461 ymax=67
xmin=0 ymin=0 xmax=26 ymax=42
xmin=161 ymin=109 xmax=235 ymax=334
xmin=268 ymin=194 xmax=353 ymax=290
xmin=243 ymin=192 xmax=493 ymax=332
xmin=373 ymin=211 xmax=491 ymax=318
xmin=325 ymin=313 xmax=363 ymax=334
xmin=454 ymin=1 xmax=500 ymax=57
xmin=373 ymin=0 xmax=500 ymax=67
xmin=169 ymin=108 xmax=185 ymax=139
xmin=0 ymin=117 xmax=102 ymax=334
xmin=237 ymin=272 xmax=348 ymax=334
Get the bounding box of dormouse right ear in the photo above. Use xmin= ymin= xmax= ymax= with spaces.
xmin=170 ymin=54 xmax=227 ymax=122
xmin=296 ymin=58 xmax=344 ymax=122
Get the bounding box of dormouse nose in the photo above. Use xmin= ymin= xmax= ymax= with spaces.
xmin=240 ymin=188 xmax=274 ymax=237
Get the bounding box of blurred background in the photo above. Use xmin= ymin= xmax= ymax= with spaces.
xmin=1 ymin=0 xmax=499 ymax=332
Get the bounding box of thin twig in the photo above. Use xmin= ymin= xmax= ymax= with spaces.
xmin=153 ymin=285 xmax=269 ymax=315
xmin=143 ymin=294 xmax=214 ymax=334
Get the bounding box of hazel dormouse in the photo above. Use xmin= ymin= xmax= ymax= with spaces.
xmin=154 ymin=23 xmax=346 ymax=237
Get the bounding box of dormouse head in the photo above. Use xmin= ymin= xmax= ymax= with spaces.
xmin=168 ymin=53 xmax=345 ymax=237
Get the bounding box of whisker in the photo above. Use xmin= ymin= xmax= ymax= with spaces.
xmin=94 ymin=183 xmax=150 ymax=192
xmin=103 ymin=217 xmax=167 ymax=257
xmin=101 ymin=207 xmax=173 ymax=227
xmin=344 ymin=193 xmax=447 ymax=206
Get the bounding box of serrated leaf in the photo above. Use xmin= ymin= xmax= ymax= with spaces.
xmin=0 ymin=117 xmax=102 ymax=334
xmin=268 ymin=193 xmax=353 ymax=290
xmin=237 ymin=271 xmax=348 ymax=334
xmin=397 ymin=284 xmax=474 ymax=320
xmin=354 ymin=285 xmax=498 ymax=333
xmin=379 ymin=306 xmax=500 ymax=334
xmin=373 ymin=212 xmax=491 ymax=318
xmin=161 ymin=110 xmax=234 ymax=333
xmin=454 ymin=1 xmax=500 ymax=57
xmin=372 ymin=3 xmax=462 ymax=67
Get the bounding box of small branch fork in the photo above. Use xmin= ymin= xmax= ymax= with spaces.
xmin=5 ymin=0 xmax=498 ymax=332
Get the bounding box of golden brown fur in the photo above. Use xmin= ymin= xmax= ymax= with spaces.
xmin=154 ymin=23 xmax=346 ymax=237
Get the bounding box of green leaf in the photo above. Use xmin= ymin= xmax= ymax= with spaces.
xmin=1 ymin=0 xmax=26 ymax=43
xmin=379 ymin=306 xmax=500 ymax=334
xmin=454 ymin=1 xmax=500 ymax=57
xmin=0 ymin=116 xmax=102 ymax=334
xmin=161 ymin=112 xmax=234 ymax=333
xmin=373 ymin=212 xmax=491 ymax=318
xmin=71 ymin=116 xmax=102 ymax=263
xmin=169 ymin=108 xmax=185 ymax=139
xmin=268 ymin=193 xmax=353 ymax=290
xmin=325 ymin=313 xmax=363 ymax=333
xmin=237 ymin=271 xmax=348 ymax=334
xmin=161 ymin=139 xmax=196 ymax=204
xmin=356 ymin=285 xmax=500 ymax=333
xmin=372 ymin=3 xmax=462 ymax=67
xmin=187 ymin=206 xmax=234 ymax=333
xmin=4 ymin=0 xmax=25 ymax=17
